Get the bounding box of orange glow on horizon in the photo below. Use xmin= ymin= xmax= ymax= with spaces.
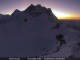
xmin=52 ymin=10 xmax=80 ymax=20
xmin=57 ymin=15 xmax=80 ymax=20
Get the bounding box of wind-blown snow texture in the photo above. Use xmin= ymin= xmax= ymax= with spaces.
xmin=0 ymin=4 xmax=80 ymax=58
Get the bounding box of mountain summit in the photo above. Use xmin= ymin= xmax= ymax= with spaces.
xmin=24 ymin=4 xmax=57 ymax=20
xmin=11 ymin=4 xmax=58 ymax=22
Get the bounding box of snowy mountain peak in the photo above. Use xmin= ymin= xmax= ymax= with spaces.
xmin=24 ymin=4 xmax=35 ymax=13
xmin=23 ymin=4 xmax=58 ymax=22
xmin=24 ymin=4 xmax=51 ymax=14
xmin=11 ymin=9 xmax=21 ymax=16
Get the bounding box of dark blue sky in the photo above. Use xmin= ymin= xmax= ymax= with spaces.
xmin=0 ymin=0 xmax=80 ymax=17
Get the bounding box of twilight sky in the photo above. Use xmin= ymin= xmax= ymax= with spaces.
xmin=0 ymin=0 xmax=80 ymax=20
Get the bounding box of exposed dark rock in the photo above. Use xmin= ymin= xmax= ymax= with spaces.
xmin=66 ymin=55 xmax=80 ymax=60
xmin=41 ymin=57 xmax=44 ymax=60
xmin=77 ymin=42 xmax=80 ymax=46
xmin=24 ymin=18 xmax=28 ymax=22
xmin=55 ymin=34 xmax=66 ymax=52
xmin=20 ymin=57 xmax=27 ymax=60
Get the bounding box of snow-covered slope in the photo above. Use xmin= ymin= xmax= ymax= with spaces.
xmin=0 ymin=4 xmax=80 ymax=58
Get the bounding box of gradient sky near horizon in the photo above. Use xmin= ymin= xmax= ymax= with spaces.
xmin=0 ymin=0 xmax=80 ymax=20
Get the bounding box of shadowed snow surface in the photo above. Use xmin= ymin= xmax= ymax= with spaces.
xmin=0 ymin=5 xmax=80 ymax=58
